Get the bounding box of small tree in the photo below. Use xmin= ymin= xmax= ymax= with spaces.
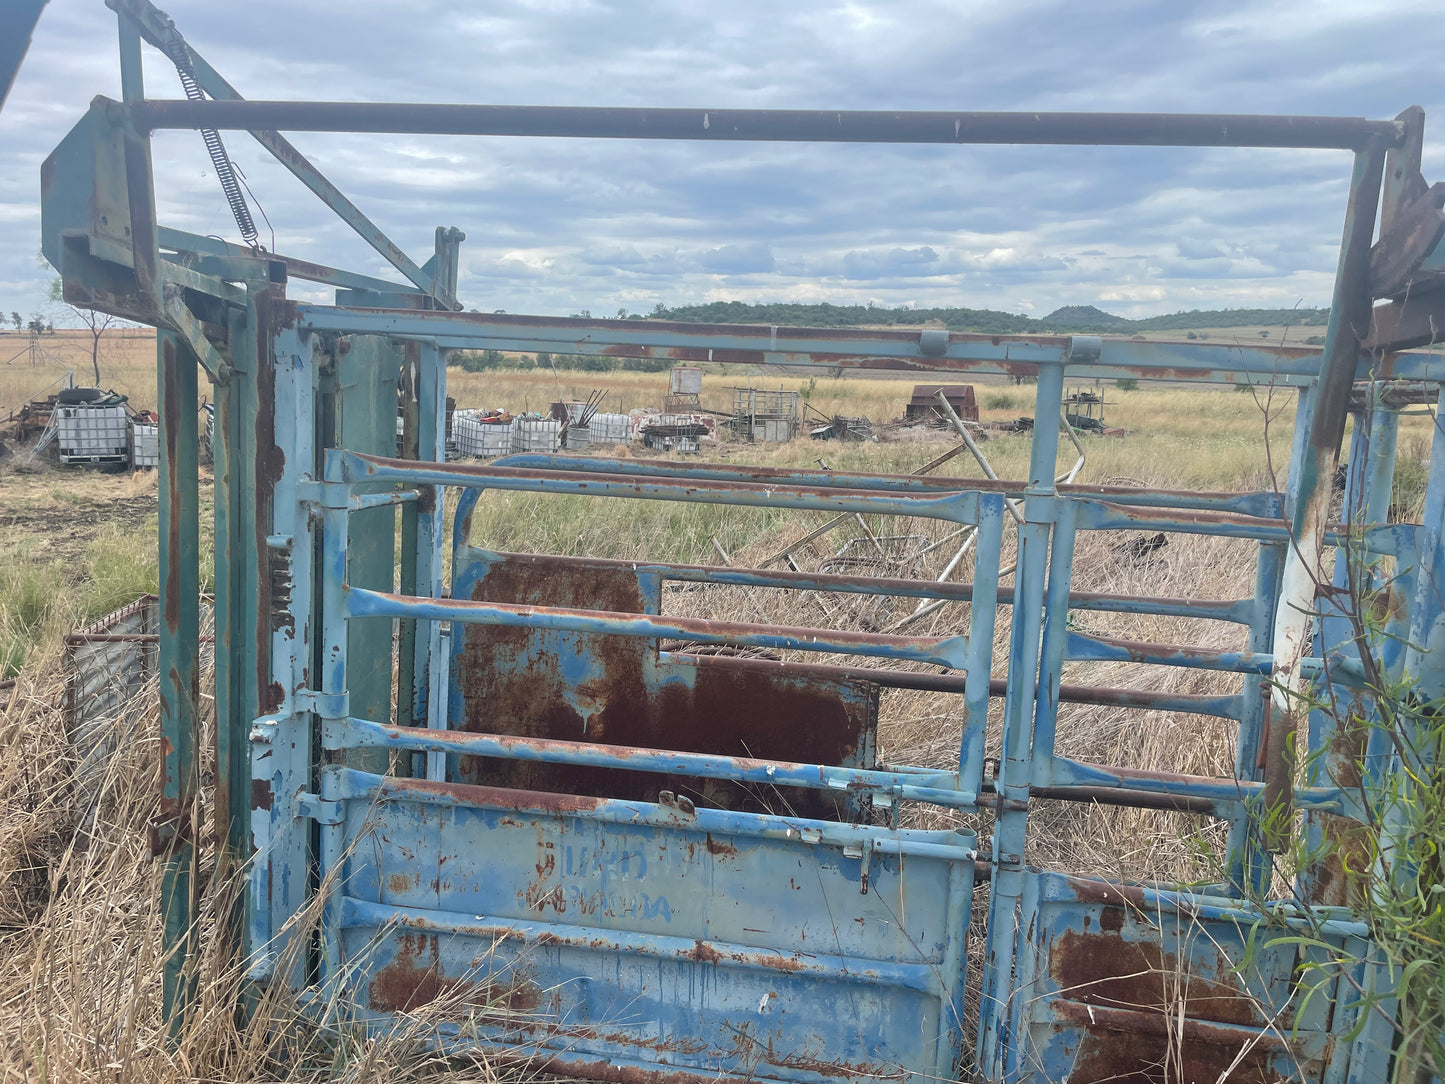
xmin=10 ymin=312 xmax=20 ymax=331
xmin=49 ymin=277 xmax=116 ymax=385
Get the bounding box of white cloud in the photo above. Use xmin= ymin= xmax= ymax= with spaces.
xmin=0 ymin=0 xmax=1440 ymax=325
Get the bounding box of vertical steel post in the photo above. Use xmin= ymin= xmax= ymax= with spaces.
xmin=978 ymin=359 xmax=1065 ymax=1079
xmin=1267 ymin=143 xmax=1388 ymax=851
xmin=248 ymin=322 xmax=315 ymax=987
xmin=959 ymin=494 xmax=1005 ymax=794
xmin=1029 ymin=497 xmax=1078 ymax=783
xmin=318 ymin=449 xmax=351 ymax=982
xmin=417 ymin=342 xmax=449 ymax=780
xmin=157 ymin=330 xmax=200 ymax=1035
xmin=1227 ymin=539 xmax=1286 ymax=895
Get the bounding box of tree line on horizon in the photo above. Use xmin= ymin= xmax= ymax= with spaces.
xmin=644 ymin=301 xmax=1331 ymax=334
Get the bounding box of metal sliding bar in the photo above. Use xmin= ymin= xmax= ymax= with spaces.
xmin=349 ymin=489 xmax=422 ymax=511
xmin=1064 ymin=630 xmax=1273 ymax=674
xmin=1049 ymin=757 xmax=1346 ymax=813
xmin=325 ymin=716 xmax=977 ymax=808
xmin=331 ymin=768 xmax=982 ymax=862
xmin=338 ymin=450 xmax=980 ymax=524
xmin=340 ymin=898 xmax=943 ymax=994
xmin=459 ymin=546 xmax=1252 ymax=621
xmin=136 ymin=101 xmax=1404 ymax=150
xmin=491 ymin=452 xmax=1287 ymax=516
xmin=346 ymin=587 xmax=972 ymax=669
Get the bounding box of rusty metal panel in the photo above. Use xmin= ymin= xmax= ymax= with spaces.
xmin=998 ymin=872 xmax=1348 ymax=1084
xmin=448 ymin=550 xmax=878 ymax=819
xmin=331 ymin=770 xmax=977 ymax=1084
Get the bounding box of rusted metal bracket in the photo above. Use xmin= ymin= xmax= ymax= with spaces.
xmin=148 ymin=803 xmax=195 ymax=858
xmin=1369 ymin=180 xmax=1445 ymax=300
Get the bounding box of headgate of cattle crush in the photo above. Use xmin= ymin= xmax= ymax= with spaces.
xmin=40 ymin=3 xmax=1445 ymax=1080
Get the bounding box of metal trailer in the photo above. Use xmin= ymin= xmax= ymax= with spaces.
xmin=38 ymin=3 xmax=1445 ymax=1081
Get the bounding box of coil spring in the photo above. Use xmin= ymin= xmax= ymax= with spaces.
xmin=162 ymin=36 xmax=259 ymax=249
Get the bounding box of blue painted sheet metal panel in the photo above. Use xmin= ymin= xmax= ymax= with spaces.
xmin=1006 ymin=872 xmax=1344 ymax=1084
xmin=334 ymin=777 xmax=977 ymax=1083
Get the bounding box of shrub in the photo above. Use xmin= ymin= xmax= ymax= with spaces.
xmin=1115 ymin=378 xmax=1138 ymax=392
xmin=984 ymin=391 xmax=1020 ymax=411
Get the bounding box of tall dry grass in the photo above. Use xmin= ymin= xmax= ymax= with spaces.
xmin=0 ymin=645 xmax=521 ymax=1083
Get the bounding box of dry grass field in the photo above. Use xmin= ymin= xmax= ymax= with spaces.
xmin=0 ymin=326 xmax=1438 ymax=1081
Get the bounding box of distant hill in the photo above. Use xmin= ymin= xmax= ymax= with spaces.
xmin=649 ymin=301 xmax=1331 ymax=335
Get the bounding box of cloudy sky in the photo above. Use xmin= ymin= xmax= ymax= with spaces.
xmin=2 ymin=0 xmax=1443 ymax=325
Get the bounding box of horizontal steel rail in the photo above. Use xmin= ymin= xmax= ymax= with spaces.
xmin=327 ymin=716 xmax=978 ymax=808
xmin=329 ymin=768 xmax=983 ymax=862
xmin=1082 ymin=500 xmax=1417 ymax=553
xmin=136 ymin=101 xmax=1405 ymax=150
xmin=339 ymin=897 xmax=945 ymax=994
xmin=336 ymin=450 xmax=979 ymax=524
xmin=493 ymin=453 xmax=1286 ymax=516
xmin=1065 ymin=630 xmax=1274 ymax=674
xmin=1046 ymin=876 xmax=1371 ymax=938
xmin=454 ymin=546 xmax=1257 ymax=624
xmin=295 ymin=306 xmax=1445 ymax=384
xmin=1050 ymin=757 xmax=1345 ymax=813
xmin=347 ymin=587 xmax=972 ymax=668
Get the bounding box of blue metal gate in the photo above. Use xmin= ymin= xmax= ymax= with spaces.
xmin=38 ymin=3 xmax=1445 ymax=1079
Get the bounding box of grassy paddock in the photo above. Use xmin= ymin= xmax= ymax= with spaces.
xmin=1 ymin=335 xmax=1439 ymax=1081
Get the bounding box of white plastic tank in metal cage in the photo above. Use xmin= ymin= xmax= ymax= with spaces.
xmin=57 ymin=404 xmax=129 ymax=464
xmin=129 ymin=420 xmax=159 ymax=469
xmin=588 ymin=412 xmax=631 ymax=444
xmin=510 ymin=418 xmax=562 ymax=453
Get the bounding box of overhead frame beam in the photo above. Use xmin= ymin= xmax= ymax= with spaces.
xmin=136 ymin=101 xmax=1406 ymax=150
xmin=290 ymin=306 xmax=1445 ymax=384
xmin=106 ymin=0 xmax=451 ymax=308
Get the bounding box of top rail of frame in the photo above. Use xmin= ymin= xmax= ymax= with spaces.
xmin=134 ymin=101 xmax=1406 ymax=151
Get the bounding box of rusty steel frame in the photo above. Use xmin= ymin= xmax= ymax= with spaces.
xmin=32 ymin=4 xmax=1445 ymax=1080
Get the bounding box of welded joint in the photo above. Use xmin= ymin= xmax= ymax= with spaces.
xmin=248 ymin=714 xmax=282 ymax=744
xmin=295 ymin=688 xmax=348 ymax=718
xmin=161 ymin=284 xmax=226 ymax=380
xmin=296 ymin=792 xmax=344 ymax=826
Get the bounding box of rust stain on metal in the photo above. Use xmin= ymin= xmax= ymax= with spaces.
xmin=704 ymin=834 xmax=738 ymax=858
xmin=687 ymin=940 xmax=722 ymax=964
xmin=249 ymin=778 xmax=273 ymax=811
xmin=369 ymin=933 xmax=542 ymax=1016
xmin=453 ymin=554 xmax=876 ymax=818
xmin=1049 ymin=929 xmax=1267 ymax=1028
xmin=1060 ymin=1015 xmax=1283 ymax=1084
